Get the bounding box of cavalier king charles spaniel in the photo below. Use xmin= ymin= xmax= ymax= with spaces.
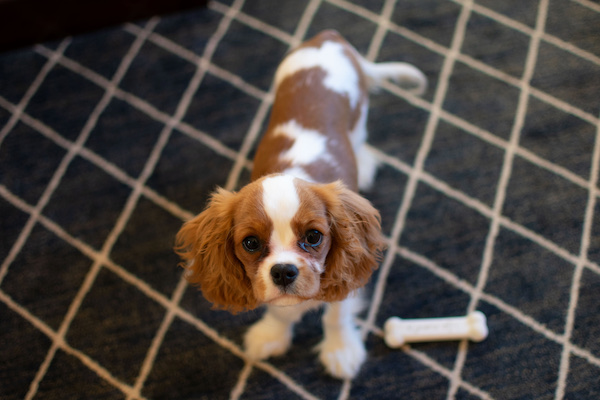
xmin=176 ymin=30 xmax=426 ymax=379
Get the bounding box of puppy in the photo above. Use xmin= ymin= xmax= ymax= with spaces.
xmin=175 ymin=30 xmax=426 ymax=379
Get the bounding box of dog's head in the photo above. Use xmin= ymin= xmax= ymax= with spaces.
xmin=175 ymin=174 xmax=385 ymax=313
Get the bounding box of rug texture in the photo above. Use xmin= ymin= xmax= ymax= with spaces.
xmin=1 ymin=0 xmax=599 ymax=399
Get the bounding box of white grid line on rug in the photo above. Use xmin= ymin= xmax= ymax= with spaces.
xmin=329 ymin=0 xmax=600 ymax=131
xmin=448 ymin=0 xmax=549 ymax=396
xmin=0 ymin=38 xmax=71 ymax=285
xmin=0 ymin=40 xmax=71 ymax=149
xmin=362 ymin=0 xmax=473 ymax=355
xmin=5 ymin=18 xmax=161 ymax=399
xmin=0 ymin=289 xmax=136 ymax=396
xmin=555 ymin=100 xmax=600 ymax=398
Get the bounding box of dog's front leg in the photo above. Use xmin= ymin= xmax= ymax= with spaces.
xmin=244 ymin=302 xmax=316 ymax=361
xmin=318 ymin=297 xmax=366 ymax=379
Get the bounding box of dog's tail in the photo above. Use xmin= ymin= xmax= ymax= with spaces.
xmin=359 ymin=57 xmax=427 ymax=96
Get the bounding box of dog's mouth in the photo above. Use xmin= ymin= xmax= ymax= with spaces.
xmin=257 ymin=262 xmax=321 ymax=306
xmin=267 ymin=293 xmax=309 ymax=306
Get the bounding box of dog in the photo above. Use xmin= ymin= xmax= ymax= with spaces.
xmin=175 ymin=30 xmax=426 ymax=379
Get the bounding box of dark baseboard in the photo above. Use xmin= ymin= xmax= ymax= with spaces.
xmin=0 ymin=0 xmax=208 ymax=52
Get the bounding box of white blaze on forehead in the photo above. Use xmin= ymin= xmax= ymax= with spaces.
xmin=273 ymin=120 xmax=331 ymax=166
xmin=262 ymin=175 xmax=300 ymax=247
xmin=274 ymin=41 xmax=360 ymax=108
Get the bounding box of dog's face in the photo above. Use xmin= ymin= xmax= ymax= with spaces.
xmin=232 ymin=175 xmax=333 ymax=306
xmin=176 ymin=174 xmax=385 ymax=313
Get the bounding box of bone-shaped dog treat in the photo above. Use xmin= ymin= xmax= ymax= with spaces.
xmin=383 ymin=311 xmax=488 ymax=348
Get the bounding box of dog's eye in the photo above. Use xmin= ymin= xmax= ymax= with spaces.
xmin=306 ymin=230 xmax=322 ymax=245
xmin=242 ymin=236 xmax=262 ymax=253
xmin=300 ymin=230 xmax=322 ymax=252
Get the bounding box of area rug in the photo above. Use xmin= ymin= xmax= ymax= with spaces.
xmin=1 ymin=0 xmax=599 ymax=399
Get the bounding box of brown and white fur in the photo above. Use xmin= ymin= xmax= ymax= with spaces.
xmin=175 ymin=30 xmax=426 ymax=379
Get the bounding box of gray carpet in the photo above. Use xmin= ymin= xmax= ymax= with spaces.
xmin=1 ymin=0 xmax=599 ymax=399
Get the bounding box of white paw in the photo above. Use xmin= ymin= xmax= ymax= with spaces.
xmin=318 ymin=329 xmax=366 ymax=379
xmin=244 ymin=316 xmax=292 ymax=360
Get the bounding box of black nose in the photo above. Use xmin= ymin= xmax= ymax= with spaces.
xmin=270 ymin=263 xmax=298 ymax=287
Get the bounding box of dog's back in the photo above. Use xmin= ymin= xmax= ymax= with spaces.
xmin=251 ymin=30 xmax=426 ymax=191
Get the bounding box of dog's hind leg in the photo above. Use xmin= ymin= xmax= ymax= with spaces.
xmin=351 ymin=58 xmax=426 ymax=192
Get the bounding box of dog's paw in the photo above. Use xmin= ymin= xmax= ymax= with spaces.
xmin=244 ymin=317 xmax=292 ymax=361
xmin=317 ymin=329 xmax=366 ymax=379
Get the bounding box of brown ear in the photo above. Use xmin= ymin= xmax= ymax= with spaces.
xmin=174 ymin=188 xmax=258 ymax=313
xmin=313 ymin=181 xmax=387 ymax=302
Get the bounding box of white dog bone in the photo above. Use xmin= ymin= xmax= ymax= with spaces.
xmin=383 ymin=311 xmax=488 ymax=348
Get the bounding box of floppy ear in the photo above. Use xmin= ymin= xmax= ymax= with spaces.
xmin=174 ymin=188 xmax=258 ymax=313
xmin=313 ymin=181 xmax=387 ymax=302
